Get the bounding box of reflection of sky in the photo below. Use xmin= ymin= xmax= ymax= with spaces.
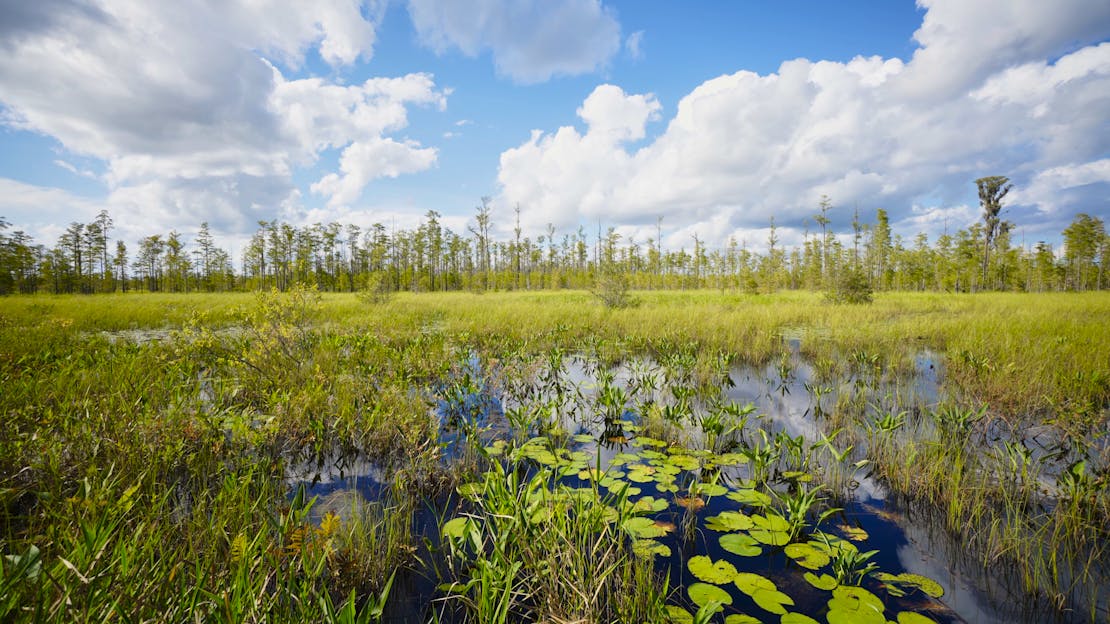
xmin=285 ymin=348 xmax=1103 ymax=624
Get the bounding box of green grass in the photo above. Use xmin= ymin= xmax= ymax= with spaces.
xmin=1 ymin=288 xmax=1107 ymax=622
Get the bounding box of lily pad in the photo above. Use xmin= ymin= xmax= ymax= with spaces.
xmin=632 ymin=538 xmax=671 ymax=559
xmin=875 ymin=573 xmax=944 ymax=598
xmin=749 ymin=513 xmax=792 ymax=545
xmin=440 ymin=517 xmax=477 ymax=542
xmin=572 ymin=433 xmax=595 ymax=443
xmin=724 ymin=616 xmax=760 ymax=624
xmin=719 ymin=533 xmax=762 ymax=557
xmin=688 ymin=555 xmax=738 ymax=584
xmin=837 ymin=524 xmax=869 ymax=541
xmin=675 ymin=495 xmax=706 ymax=511
xmin=690 ymin=482 xmax=728 ymax=497
xmin=687 ymin=583 xmax=732 ymax=611
xmin=665 ymin=605 xmax=693 ymax=623
xmin=712 ymin=453 xmax=749 ymax=466
xmin=784 ymin=542 xmax=830 ymax=570
xmin=630 ymin=495 xmax=669 ymax=514
xmin=897 ymin=612 xmax=939 ymax=624
xmin=726 ymin=489 xmax=772 ymax=507
xmin=781 ymin=613 xmax=820 ymax=624
xmin=780 ymin=470 xmax=813 ymax=483
xmin=733 ymin=572 xmax=776 ymax=594
xmin=622 ymin=516 xmax=671 ymax=538
xmin=705 ymin=511 xmax=754 ymax=532
xmin=803 ymin=572 xmax=838 ymax=591
xmin=827 ymin=585 xmax=885 ymax=624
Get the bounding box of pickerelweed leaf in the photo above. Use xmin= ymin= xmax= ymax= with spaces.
xmin=719 ymin=533 xmax=762 ymax=557
xmin=688 ymin=555 xmax=738 ymax=584
xmin=687 ymin=583 xmax=732 ymax=610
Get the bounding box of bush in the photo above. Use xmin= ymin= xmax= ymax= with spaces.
xmin=592 ymin=268 xmax=639 ymax=309
xmin=826 ymin=269 xmax=873 ymax=304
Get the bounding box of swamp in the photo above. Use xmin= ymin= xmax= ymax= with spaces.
xmin=1 ymin=289 xmax=1108 ymax=623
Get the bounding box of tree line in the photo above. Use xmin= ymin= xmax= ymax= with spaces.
xmin=1 ymin=179 xmax=1107 ymax=296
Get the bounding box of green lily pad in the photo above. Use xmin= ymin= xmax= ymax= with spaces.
xmin=803 ymin=572 xmax=838 ymax=591
xmin=827 ymin=585 xmax=886 ymax=624
xmin=688 ymin=555 xmax=738 ymax=584
xmin=456 ymin=482 xmax=483 ymax=500
xmin=719 ymin=533 xmax=762 ymax=557
xmin=669 ymin=454 xmax=701 ymax=471
xmin=875 ymin=573 xmax=944 ymax=598
xmin=572 ymin=433 xmax=595 ymax=443
xmin=622 ymin=516 xmax=672 ymax=538
xmin=733 ymin=572 xmax=776 ymax=594
xmin=630 ymin=495 xmax=669 ymax=514
xmin=657 ymin=482 xmax=679 ymax=493
xmin=726 ymin=489 xmax=772 ymax=507
xmin=713 ymin=453 xmax=749 ymax=466
xmin=724 ymin=616 xmax=761 ymax=624
xmin=837 ymin=524 xmax=869 ymax=541
xmin=665 ymin=605 xmax=693 ymax=623
xmin=611 ymin=452 xmax=640 ymax=465
xmin=784 ymin=543 xmax=831 ymax=570
xmin=897 ymin=612 xmax=939 ymax=624
xmin=483 ymin=440 xmax=507 ymax=456
xmin=632 ymin=538 xmax=671 ymax=559
xmin=705 ymin=511 xmax=754 ymax=532
xmin=628 ymin=469 xmax=657 ymax=483
xmin=752 ymin=589 xmax=794 ymax=615
xmin=691 ymin=482 xmax=729 ymax=497
xmin=687 ymin=583 xmax=732 ymax=610
xmin=781 ymin=613 xmax=820 ymax=624
xmin=639 ymin=437 xmax=668 ymax=448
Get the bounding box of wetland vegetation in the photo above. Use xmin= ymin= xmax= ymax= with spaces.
xmin=1 ymin=288 xmax=1108 ymax=623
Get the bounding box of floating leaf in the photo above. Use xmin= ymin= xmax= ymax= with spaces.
xmin=713 ymin=453 xmax=749 ymax=466
xmin=897 ymin=612 xmax=939 ymax=624
xmin=781 ymin=613 xmax=820 ymax=624
xmin=628 ymin=469 xmax=657 ymax=483
xmin=688 ymin=555 xmax=738 ymax=584
xmin=803 ymin=572 xmax=838 ymax=591
xmin=675 ymin=495 xmax=706 ymax=511
xmin=669 ymin=454 xmax=701 ymax=471
xmin=724 ymin=616 xmax=761 ymax=624
xmin=691 ymin=482 xmax=728 ymax=497
xmin=483 ymin=440 xmax=507 ymax=456
xmin=639 ymin=437 xmax=668 ymax=448
xmin=632 ymin=539 xmax=671 ymax=559
xmin=665 ymin=605 xmax=694 ymax=623
xmin=837 ymin=524 xmax=869 ymax=541
xmin=752 ymin=589 xmax=794 ymax=614
xmin=705 ymin=511 xmax=754 ymax=532
xmin=687 ymin=583 xmax=732 ymax=610
xmin=456 ymin=482 xmax=484 ymax=500
xmin=630 ymin=495 xmax=669 ymax=514
xmin=658 ymin=481 xmax=680 ymax=493
xmin=875 ymin=573 xmax=944 ymax=598
xmin=572 ymin=433 xmax=595 ymax=443
xmin=726 ymin=489 xmax=772 ymax=507
xmin=733 ymin=572 xmax=777 ymax=594
xmin=622 ymin=517 xmax=673 ymax=538
xmin=719 ymin=533 xmax=762 ymax=557
xmin=784 ymin=543 xmax=830 ymax=570
xmin=611 ymin=452 xmax=640 ymax=466
xmin=749 ymin=513 xmax=791 ymax=545
xmin=826 ymin=585 xmax=885 ymax=624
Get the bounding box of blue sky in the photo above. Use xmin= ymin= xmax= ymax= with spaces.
xmin=0 ymin=0 xmax=1107 ymax=255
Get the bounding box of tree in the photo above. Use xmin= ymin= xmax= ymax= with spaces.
xmin=1062 ymin=213 xmax=1106 ymax=291
xmin=975 ymin=175 xmax=1012 ymax=288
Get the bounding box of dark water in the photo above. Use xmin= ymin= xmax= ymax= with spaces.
xmin=289 ymin=348 xmax=1106 ymax=624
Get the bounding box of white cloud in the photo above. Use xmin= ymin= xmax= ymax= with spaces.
xmin=625 ymin=30 xmax=644 ymax=60
xmin=406 ymin=0 xmax=621 ymax=83
xmin=0 ymin=0 xmax=445 ymax=238
xmin=497 ymin=0 xmax=1110 ymax=246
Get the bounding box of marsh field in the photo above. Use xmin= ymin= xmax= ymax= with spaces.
xmin=1 ymin=289 xmax=1108 ymax=623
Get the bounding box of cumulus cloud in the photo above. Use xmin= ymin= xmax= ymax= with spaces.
xmin=498 ymin=0 xmax=1110 ymax=247
xmin=406 ymin=0 xmax=621 ymax=83
xmin=0 ymin=0 xmax=444 ymax=239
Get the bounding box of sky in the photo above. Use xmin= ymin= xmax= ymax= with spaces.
xmin=0 ymin=0 xmax=1108 ymax=257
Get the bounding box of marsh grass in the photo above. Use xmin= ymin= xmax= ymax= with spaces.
xmin=2 ymin=288 xmax=1108 ymax=621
